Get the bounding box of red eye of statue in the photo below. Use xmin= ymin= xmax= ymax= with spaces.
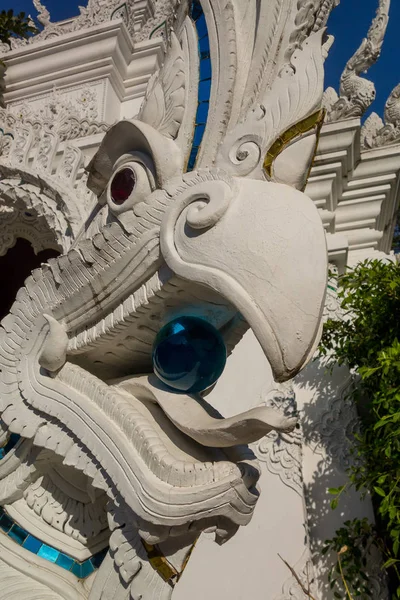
xmin=110 ymin=168 xmax=136 ymax=205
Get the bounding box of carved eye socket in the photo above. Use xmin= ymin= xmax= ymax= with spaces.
xmin=110 ymin=168 xmax=136 ymax=205
xmin=107 ymin=155 xmax=155 ymax=215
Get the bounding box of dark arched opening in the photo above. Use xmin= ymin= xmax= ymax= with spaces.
xmin=0 ymin=238 xmax=60 ymax=321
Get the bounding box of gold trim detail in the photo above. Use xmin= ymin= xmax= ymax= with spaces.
xmin=142 ymin=541 xmax=178 ymax=584
xmin=142 ymin=538 xmax=198 ymax=586
xmin=263 ymin=109 xmax=325 ymax=179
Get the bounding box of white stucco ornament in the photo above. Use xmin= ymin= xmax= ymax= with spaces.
xmin=324 ymin=0 xmax=390 ymax=122
xmin=0 ymin=1 xmax=331 ymax=598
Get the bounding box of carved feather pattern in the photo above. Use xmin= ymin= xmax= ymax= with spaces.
xmin=239 ymin=0 xmax=329 ymax=119
xmin=139 ymin=32 xmax=185 ymax=140
xmin=241 ymin=0 xmax=282 ymax=116
xmin=217 ymin=29 xmax=325 ymax=179
xmin=264 ymin=31 xmax=325 ymax=146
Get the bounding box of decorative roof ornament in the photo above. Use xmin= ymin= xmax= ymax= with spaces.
xmin=135 ymin=0 xmax=181 ymax=42
xmin=313 ymin=0 xmax=340 ymax=32
xmin=1 ymin=0 xmax=141 ymax=52
xmin=324 ymin=0 xmax=390 ymax=122
xmin=362 ymin=83 xmax=400 ymax=148
xmin=32 ymin=0 xmax=51 ymax=27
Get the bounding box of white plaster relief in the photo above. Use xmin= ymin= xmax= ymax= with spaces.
xmin=1 ymin=0 xmax=163 ymax=51
xmin=303 ymin=274 xmax=358 ymax=473
xmin=0 ymin=200 xmax=60 ymax=256
xmin=5 ymin=84 xmax=109 ymax=142
xmin=23 ymin=473 xmax=108 ymax=544
xmin=306 ymin=376 xmax=360 ymax=472
xmin=324 ymin=0 xmax=390 ymax=122
xmin=362 ymin=83 xmax=400 ymax=148
xmin=253 ymin=383 xmax=303 ymax=497
xmin=0 ymin=164 xmax=88 ymax=250
xmin=275 ymin=548 xmax=317 ymax=600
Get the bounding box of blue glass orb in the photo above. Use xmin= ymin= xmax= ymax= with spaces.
xmin=152 ymin=316 xmax=227 ymax=394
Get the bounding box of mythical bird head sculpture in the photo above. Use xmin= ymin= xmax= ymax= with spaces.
xmin=0 ymin=1 xmax=330 ymax=597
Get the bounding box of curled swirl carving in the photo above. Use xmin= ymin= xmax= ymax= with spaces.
xmin=161 ymin=171 xmax=234 ymax=250
xmin=227 ymin=136 xmax=262 ymax=177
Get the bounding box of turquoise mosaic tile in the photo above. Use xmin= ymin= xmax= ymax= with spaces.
xmin=0 ymin=512 xmax=13 ymax=533
xmin=55 ymin=553 xmax=75 ymax=571
xmin=80 ymin=559 xmax=96 ymax=578
xmin=38 ymin=544 xmax=59 ymax=563
xmin=71 ymin=562 xmax=83 ymax=578
xmin=8 ymin=524 xmax=28 ymax=545
xmin=0 ymin=507 xmax=108 ymax=579
xmin=91 ymin=547 xmax=108 ymax=569
xmin=23 ymin=535 xmax=42 ymax=554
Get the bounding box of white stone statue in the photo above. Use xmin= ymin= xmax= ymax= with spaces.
xmin=0 ymin=1 xmax=332 ymax=598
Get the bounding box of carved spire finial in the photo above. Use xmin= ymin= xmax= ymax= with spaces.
xmin=325 ymin=0 xmax=390 ymax=122
xmin=32 ymin=0 xmax=51 ymax=27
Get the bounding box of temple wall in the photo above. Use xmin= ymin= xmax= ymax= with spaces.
xmin=174 ymin=331 xmax=310 ymax=599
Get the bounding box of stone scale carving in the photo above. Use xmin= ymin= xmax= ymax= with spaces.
xmin=0 ymin=0 xmax=334 ymax=598
xmin=324 ymin=0 xmax=390 ymax=122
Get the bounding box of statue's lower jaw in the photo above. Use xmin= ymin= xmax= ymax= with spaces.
xmin=113 ymin=374 xmax=297 ymax=448
xmin=19 ymin=319 xmax=261 ymax=536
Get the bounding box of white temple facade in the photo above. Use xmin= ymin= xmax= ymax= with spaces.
xmin=0 ymin=1 xmax=398 ymax=599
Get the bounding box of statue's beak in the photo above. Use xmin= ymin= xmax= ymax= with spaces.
xmin=161 ymin=178 xmax=327 ymax=382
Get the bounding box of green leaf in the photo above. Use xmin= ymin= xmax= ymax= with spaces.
xmin=329 ymin=486 xmax=344 ymax=495
xmin=374 ymin=417 xmax=394 ymax=429
xmin=330 ymin=498 xmax=339 ymax=510
xmin=373 ymin=486 xmax=386 ymax=497
xmin=394 ymin=538 xmax=400 ymax=556
xmin=383 ymin=557 xmax=399 ymax=568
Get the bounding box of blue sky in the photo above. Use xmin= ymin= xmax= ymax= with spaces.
xmin=2 ymin=0 xmax=400 ymax=119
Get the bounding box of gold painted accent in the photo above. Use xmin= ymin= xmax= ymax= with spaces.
xmin=177 ymin=537 xmax=198 ymax=582
xmin=142 ymin=541 xmax=178 ymax=584
xmin=142 ymin=538 xmax=198 ymax=585
xmin=303 ymin=109 xmax=326 ymax=192
xmin=263 ymin=110 xmax=325 ymax=179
